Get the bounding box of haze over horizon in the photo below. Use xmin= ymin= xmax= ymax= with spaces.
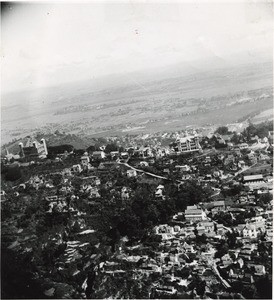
xmin=1 ymin=0 xmax=273 ymax=96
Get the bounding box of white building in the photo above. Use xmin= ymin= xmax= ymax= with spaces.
xmin=173 ymin=135 xmax=201 ymax=153
xmin=19 ymin=137 xmax=48 ymax=159
xmin=80 ymin=152 xmax=90 ymax=166
xmin=184 ymin=205 xmax=207 ymax=222
xmin=92 ymin=151 xmax=106 ymax=159
xmin=242 ymin=224 xmax=258 ymax=239
xmin=126 ymin=169 xmax=138 ymax=178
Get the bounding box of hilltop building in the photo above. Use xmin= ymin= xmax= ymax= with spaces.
xmin=19 ymin=137 xmax=48 ymax=160
xmin=172 ymin=134 xmax=201 ymax=153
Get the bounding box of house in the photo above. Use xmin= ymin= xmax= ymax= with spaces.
xmin=242 ymin=224 xmax=258 ymax=239
xmin=204 ymin=156 xmax=212 ymax=164
xmin=137 ymin=147 xmax=154 ymax=158
xmin=29 ymin=175 xmax=44 ymax=189
xmin=197 ymin=221 xmax=214 ymax=234
xmin=163 ymin=168 xmax=170 ymax=175
xmin=211 ymin=134 xmax=226 ymax=147
xmin=258 ymin=153 xmax=270 ymax=161
xmin=155 ymin=286 xmax=177 ymax=296
xmin=156 ymin=148 xmax=170 ymax=158
xmin=247 ymin=152 xmax=258 ymax=164
xmin=80 ymin=153 xmax=90 ymax=166
xmin=211 ymin=200 xmax=226 ymax=213
xmin=72 ymin=164 xmax=82 ymax=173
xmin=62 ymin=168 xmax=72 ymax=176
xmin=221 ymin=134 xmax=233 ymax=143
xmin=237 ymin=143 xmax=248 ymax=150
xmin=92 ymin=151 xmax=106 ymax=160
xmin=216 ymin=224 xmax=228 ymax=236
xmin=155 ymin=224 xmax=175 ymax=235
xmin=180 ymin=226 xmax=195 ymax=238
xmin=139 ymin=161 xmax=149 ymax=167
xmin=220 ymin=254 xmax=233 ymax=267
xmin=224 ymin=154 xmax=235 ymax=166
xmin=196 ymin=223 xmax=205 ymax=235
xmin=126 ymin=169 xmax=138 ymax=178
xmin=47 ymin=199 xmax=67 ymax=213
xmin=238 ymin=160 xmax=246 ymax=169
xmin=249 ymin=216 xmax=266 ymax=231
xmin=265 ymin=228 xmax=273 ymax=241
xmin=181 ymin=174 xmax=192 ymax=181
xmin=121 ymin=187 xmax=131 ymax=200
xmin=212 ymin=170 xmax=221 ymax=178
xmin=155 ymin=189 xmax=164 ymax=198
xmin=110 ymin=151 xmax=119 ymax=159
xmin=265 ymin=210 xmax=273 ymax=219
xmin=175 ymin=165 xmax=191 ymax=172
xmin=120 ymin=152 xmax=129 ymax=159
xmin=181 ymin=242 xmax=197 ymax=253
xmin=238 ymin=249 xmax=253 ymax=261
xmin=185 ymin=205 xmax=207 ymax=222
xmin=46 ymin=195 xmax=59 ymax=202
xmin=86 ymin=187 xmax=100 ymax=198
xmin=248 ymin=264 xmax=266 ymax=276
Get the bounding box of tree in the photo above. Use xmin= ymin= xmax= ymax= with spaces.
xmin=231 ymin=133 xmax=242 ymax=144
xmin=87 ymin=145 xmax=96 ymax=152
xmin=105 ymin=143 xmax=118 ymax=154
xmin=258 ymin=193 xmax=272 ymax=206
xmin=215 ymin=241 xmax=229 ymax=258
xmin=232 ymin=281 xmax=243 ymax=293
xmin=189 ymin=275 xmax=206 ymax=297
xmin=5 ymin=165 xmax=22 ymax=181
xmin=226 ymin=230 xmax=238 ymax=248
xmin=215 ymin=126 xmax=230 ymax=135
xmin=196 ymin=233 xmax=207 ymax=244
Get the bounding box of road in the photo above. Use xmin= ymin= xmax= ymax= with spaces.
xmin=211 ymin=263 xmax=231 ymax=289
xmin=118 ymin=162 xmax=169 ymax=180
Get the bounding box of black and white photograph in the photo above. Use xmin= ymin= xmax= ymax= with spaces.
xmin=1 ymin=0 xmax=273 ymax=299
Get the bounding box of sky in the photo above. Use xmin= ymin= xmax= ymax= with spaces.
xmin=1 ymin=0 xmax=273 ymax=93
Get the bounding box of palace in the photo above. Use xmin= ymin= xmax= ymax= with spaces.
xmin=19 ymin=137 xmax=48 ymax=160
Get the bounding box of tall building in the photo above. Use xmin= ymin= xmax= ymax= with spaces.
xmin=172 ymin=135 xmax=201 ymax=153
xmin=19 ymin=137 xmax=48 ymax=160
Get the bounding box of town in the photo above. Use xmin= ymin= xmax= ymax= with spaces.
xmin=1 ymin=121 xmax=273 ymax=299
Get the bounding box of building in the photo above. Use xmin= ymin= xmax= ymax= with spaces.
xmin=127 ymin=169 xmax=138 ymax=178
xmin=185 ymin=205 xmax=206 ymax=222
xmin=139 ymin=161 xmax=149 ymax=167
xmin=4 ymin=148 xmax=20 ymax=162
xmin=243 ymin=175 xmax=264 ymax=185
xmin=136 ymin=147 xmax=154 ymax=158
xmin=92 ymin=151 xmax=106 ymax=160
xmin=237 ymin=143 xmax=248 ymax=150
xmin=197 ymin=221 xmax=215 ymax=234
xmin=268 ymin=130 xmax=274 ymax=144
xmin=211 ymin=200 xmax=232 ymax=214
xmin=175 ymin=165 xmax=191 ymax=172
xmin=80 ymin=152 xmax=90 ymax=166
xmin=155 ymin=185 xmax=165 ymax=199
xmin=242 ymin=224 xmax=258 ymax=239
xmin=19 ymin=137 xmax=48 ymax=160
xmin=120 ymin=152 xmax=129 ymax=159
xmin=172 ymin=135 xmax=201 ymax=153
xmin=72 ymin=164 xmax=83 ymax=173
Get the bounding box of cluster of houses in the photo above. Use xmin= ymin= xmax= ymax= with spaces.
xmin=1 ymin=125 xmax=273 ymax=299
